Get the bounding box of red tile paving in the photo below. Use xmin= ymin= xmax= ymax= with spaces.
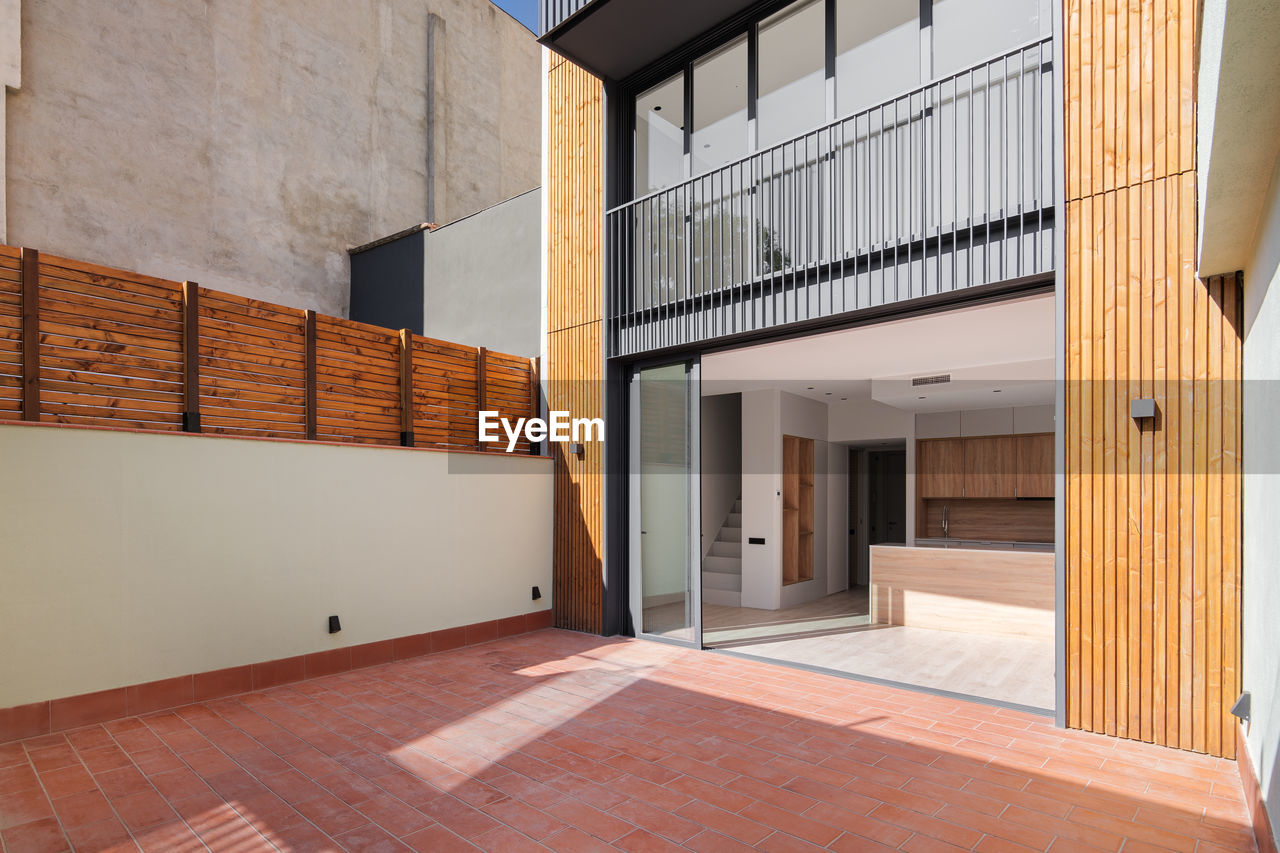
xmin=0 ymin=630 xmax=1257 ymax=852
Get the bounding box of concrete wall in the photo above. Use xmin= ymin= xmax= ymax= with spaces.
xmin=700 ymin=393 xmax=741 ymax=558
xmin=1242 ymin=145 xmax=1280 ymax=850
xmin=421 ymin=188 xmax=541 ymax=356
xmin=739 ymin=390 xmax=848 ymax=610
xmin=0 ymin=424 xmax=553 ymax=708
xmin=1 ymin=0 xmax=540 ymax=316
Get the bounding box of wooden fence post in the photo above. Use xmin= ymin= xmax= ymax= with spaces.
xmin=20 ymin=248 xmax=39 ymax=421
xmin=476 ymin=346 xmax=487 ymax=451
xmin=181 ymin=282 xmax=201 ymax=432
xmin=304 ymin=309 xmax=317 ymax=440
xmin=400 ymin=329 xmax=414 ymax=447
xmin=529 ymin=356 xmax=540 ymax=455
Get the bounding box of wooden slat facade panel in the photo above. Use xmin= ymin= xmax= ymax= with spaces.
xmin=548 ymin=323 xmax=603 ymax=634
xmin=546 ymin=55 xmax=605 ymax=634
xmin=1064 ymin=0 xmax=1243 ymax=758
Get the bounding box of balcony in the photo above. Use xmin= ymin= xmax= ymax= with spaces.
xmin=606 ymin=37 xmax=1056 ymax=356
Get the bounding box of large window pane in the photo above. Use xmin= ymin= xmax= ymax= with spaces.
xmin=835 ymin=0 xmax=919 ymax=117
xmin=757 ymin=0 xmax=826 ymax=149
xmin=635 ymin=72 xmax=686 ymax=195
xmin=932 ymin=0 xmax=1039 ymax=76
xmin=692 ymin=37 xmax=748 ymax=176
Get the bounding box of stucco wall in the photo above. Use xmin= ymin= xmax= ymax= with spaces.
xmin=1 ymin=0 xmax=540 ymax=316
xmin=421 ymin=187 xmax=541 ymax=356
xmin=1243 ymin=153 xmax=1280 ymax=849
xmin=0 ymin=424 xmax=553 ymax=708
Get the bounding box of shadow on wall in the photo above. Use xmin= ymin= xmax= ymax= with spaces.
xmin=4 ymin=631 xmax=1257 ymax=851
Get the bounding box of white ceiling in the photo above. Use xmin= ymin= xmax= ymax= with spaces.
xmin=700 ymin=293 xmax=1055 ymax=412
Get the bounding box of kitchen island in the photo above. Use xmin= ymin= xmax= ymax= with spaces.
xmin=869 ymin=543 xmax=1054 ymax=639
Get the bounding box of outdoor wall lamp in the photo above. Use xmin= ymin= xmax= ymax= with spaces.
xmin=1130 ymin=398 xmax=1157 ymax=420
xmin=328 ymin=615 xmax=342 ymax=634
xmin=1230 ymin=691 xmax=1251 ymax=724
xmin=567 ymin=442 xmax=585 ymax=457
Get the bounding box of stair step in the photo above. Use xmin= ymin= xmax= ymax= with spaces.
xmin=709 ymin=540 xmax=741 ymax=558
xmin=702 ymin=569 xmax=742 ymax=592
xmin=732 ymin=500 xmax=742 ymax=513
xmin=702 ymin=555 xmax=741 ymax=576
xmin=718 ymin=527 xmax=742 ymax=543
xmin=703 ymin=588 xmax=742 ymax=607
xmin=725 ymin=512 xmax=742 ymax=527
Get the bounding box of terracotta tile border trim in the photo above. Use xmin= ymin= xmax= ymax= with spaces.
xmin=1239 ymin=725 xmax=1280 ymax=853
xmin=0 ymin=610 xmax=554 ymax=744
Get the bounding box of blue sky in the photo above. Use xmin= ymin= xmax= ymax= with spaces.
xmin=491 ymin=0 xmax=539 ymax=33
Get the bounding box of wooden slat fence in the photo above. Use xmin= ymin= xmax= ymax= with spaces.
xmin=0 ymin=246 xmax=539 ymax=452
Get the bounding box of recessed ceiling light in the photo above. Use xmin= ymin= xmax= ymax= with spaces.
xmin=824 ymin=392 xmax=832 ymax=396
xmin=840 ymin=397 xmax=847 ymax=401
xmin=807 ymin=386 xmax=815 ymax=390
xmin=653 ymin=105 xmax=662 ymax=111
xmin=993 ymin=389 xmax=1002 ymax=393
xmin=703 ymin=143 xmax=710 ymax=149
xmin=918 ymin=396 xmax=927 ymax=400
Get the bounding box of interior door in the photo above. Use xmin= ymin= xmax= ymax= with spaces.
xmin=628 ymin=360 xmax=701 ymax=645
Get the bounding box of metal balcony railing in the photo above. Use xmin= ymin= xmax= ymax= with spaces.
xmin=605 ymin=37 xmax=1056 ymax=356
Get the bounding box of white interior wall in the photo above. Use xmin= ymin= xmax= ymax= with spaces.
xmin=916 ymin=404 xmax=1054 ymax=438
xmin=0 ymin=425 xmax=553 ymax=708
xmin=829 ymin=396 xmax=917 ymax=546
xmin=740 ymin=389 xmax=782 ymax=609
xmin=700 ymin=393 xmax=742 ymax=558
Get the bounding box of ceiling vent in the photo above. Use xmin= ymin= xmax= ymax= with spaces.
xmin=911 ymin=373 xmax=951 ymax=387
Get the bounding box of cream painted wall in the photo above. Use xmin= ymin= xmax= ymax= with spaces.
xmin=0 ymin=424 xmax=553 ymax=708
xmin=1241 ymin=148 xmax=1280 ymax=848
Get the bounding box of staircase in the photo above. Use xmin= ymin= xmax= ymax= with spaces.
xmin=702 ymin=497 xmax=742 ymax=607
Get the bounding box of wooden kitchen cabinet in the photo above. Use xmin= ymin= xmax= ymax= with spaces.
xmin=963 ymin=435 xmax=1018 ymax=498
xmin=917 ymin=438 xmax=965 ymax=497
xmin=1016 ymin=433 xmax=1055 ymax=497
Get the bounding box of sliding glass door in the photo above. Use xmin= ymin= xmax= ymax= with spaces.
xmin=628 ymin=360 xmax=701 ymax=645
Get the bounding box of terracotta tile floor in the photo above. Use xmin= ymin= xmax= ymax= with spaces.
xmin=0 ymin=630 xmax=1257 ymax=852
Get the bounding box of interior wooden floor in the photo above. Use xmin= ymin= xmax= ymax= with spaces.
xmin=693 ymin=588 xmax=1053 ymax=712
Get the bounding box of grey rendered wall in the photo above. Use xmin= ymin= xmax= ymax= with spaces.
xmin=1 ymin=0 xmax=540 ymax=317
xmin=1243 ymin=145 xmax=1280 ymax=852
xmin=421 ymin=188 xmax=541 ymax=356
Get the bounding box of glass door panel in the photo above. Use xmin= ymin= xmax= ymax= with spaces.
xmin=629 ymin=361 xmax=701 ymax=644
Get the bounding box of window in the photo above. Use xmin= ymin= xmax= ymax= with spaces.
xmin=835 ymin=0 xmax=920 ymax=115
xmin=635 ymin=72 xmax=686 ymax=195
xmin=630 ymin=0 xmax=1045 ymax=197
xmin=692 ymin=37 xmax=749 ymax=175
xmin=932 ymin=0 xmax=1040 ymax=76
xmin=757 ymin=0 xmax=826 ymax=148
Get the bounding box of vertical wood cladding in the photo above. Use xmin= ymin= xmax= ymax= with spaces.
xmin=1064 ymin=0 xmax=1242 ymax=757
xmin=546 ymin=55 xmax=605 ymax=633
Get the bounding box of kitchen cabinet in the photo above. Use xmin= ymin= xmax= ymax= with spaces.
xmin=1016 ymin=433 xmax=1054 ymax=497
xmin=917 ymin=432 xmax=1055 ymax=499
xmin=964 ymin=435 xmax=1018 ymax=498
xmin=917 ymin=438 xmax=964 ymax=497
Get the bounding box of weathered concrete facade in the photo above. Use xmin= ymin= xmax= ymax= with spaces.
xmin=1 ymin=0 xmax=540 ymax=315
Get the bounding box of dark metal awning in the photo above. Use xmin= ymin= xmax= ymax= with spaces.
xmin=540 ymin=0 xmax=759 ymax=82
